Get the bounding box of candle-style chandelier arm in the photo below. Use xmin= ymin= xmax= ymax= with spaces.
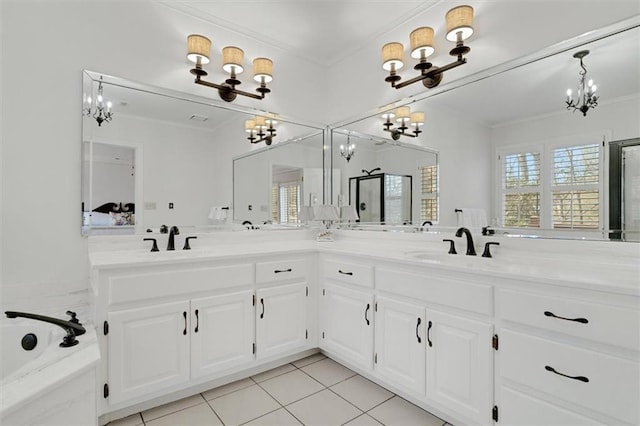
xmin=392 ymin=55 xmax=467 ymax=89
xmin=565 ymin=50 xmax=599 ymax=116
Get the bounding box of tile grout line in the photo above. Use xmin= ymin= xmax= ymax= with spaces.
xmin=250 ymin=376 xmax=308 ymax=425
xmin=203 ymin=397 xmax=226 ymax=426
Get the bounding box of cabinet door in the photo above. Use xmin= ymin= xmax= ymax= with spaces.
xmin=374 ymin=296 xmax=426 ymax=396
xmin=426 ymin=309 xmax=493 ymax=425
xmin=322 ymin=284 xmax=374 ymax=370
xmin=108 ymin=300 xmax=190 ymax=405
xmin=191 ymin=290 xmax=255 ymax=379
xmin=256 ymin=282 xmax=307 ymax=359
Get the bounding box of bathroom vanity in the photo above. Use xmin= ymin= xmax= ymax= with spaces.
xmin=89 ymin=230 xmax=639 ymax=426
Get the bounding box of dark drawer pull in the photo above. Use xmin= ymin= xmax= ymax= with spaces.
xmin=427 ymin=320 xmax=433 ymax=347
xmin=338 ymin=270 xmax=353 ymax=276
xmin=194 ymin=309 xmax=199 ymax=333
xmin=544 ymin=311 xmax=588 ymax=324
xmin=364 ymin=303 xmax=370 ymax=326
xmin=183 ymin=311 xmax=187 ymax=335
xmin=545 ymin=365 xmax=589 ymax=383
xmin=260 ymin=298 xmax=265 ymax=319
xmin=274 ymin=268 xmax=292 ymax=273
xmin=416 ymin=318 xmax=422 ymax=343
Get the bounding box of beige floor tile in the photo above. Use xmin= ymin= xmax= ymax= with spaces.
xmin=287 ymin=389 xmax=362 ymax=426
xmin=301 ymin=358 xmax=356 ymax=386
xmin=145 ymin=402 xmax=222 ymax=426
xmin=368 ymin=396 xmax=445 ymax=426
xmin=107 ymin=413 xmax=144 ymax=426
xmin=251 ymin=363 xmax=297 ymax=383
xmin=330 ymin=375 xmax=394 ymax=411
xmin=291 ymin=352 xmax=327 ymax=368
xmin=202 ymin=377 xmax=254 ymax=400
xmin=259 ymin=369 xmax=324 ymax=405
xmin=243 ymin=408 xmax=302 ymax=425
xmin=141 ymin=394 xmax=205 ymax=422
xmin=343 ymin=413 xmax=384 ymax=425
xmin=208 ymin=384 xmax=280 ymax=425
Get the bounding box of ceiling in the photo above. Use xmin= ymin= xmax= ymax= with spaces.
xmin=97 ymin=1 xmax=639 ymax=132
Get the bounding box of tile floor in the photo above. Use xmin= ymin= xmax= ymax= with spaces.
xmin=108 ymin=354 xmax=452 ymax=426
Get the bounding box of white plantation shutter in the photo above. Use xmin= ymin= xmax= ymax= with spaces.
xmin=420 ymin=165 xmax=438 ymax=222
xmin=551 ymin=144 xmax=599 ymax=229
xmin=502 ymin=151 xmax=541 ymax=227
xmin=272 ymin=181 xmax=299 ymax=224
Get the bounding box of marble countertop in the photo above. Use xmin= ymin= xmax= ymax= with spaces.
xmin=88 ymin=232 xmax=640 ymax=296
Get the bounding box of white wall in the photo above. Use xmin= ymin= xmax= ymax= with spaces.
xmin=0 ymin=0 xmax=326 ymax=315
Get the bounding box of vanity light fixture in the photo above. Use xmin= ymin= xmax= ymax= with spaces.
xmin=566 ymin=50 xmax=599 ymax=116
xmin=340 ymin=133 xmax=356 ymax=162
xmin=382 ymin=5 xmax=474 ymax=90
xmin=245 ymin=115 xmax=277 ymax=145
xmin=381 ymin=107 xmax=424 ymax=140
xmin=187 ymin=34 xmax=273 ymax=102
xmin=84 ymin=77 xmax=113 ymax=126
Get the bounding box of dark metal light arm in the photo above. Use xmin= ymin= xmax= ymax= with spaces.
xmin=194 ymin=74 xmax=266 ymax=101
xmin=392 ymin=56 xmax=467 ymax=89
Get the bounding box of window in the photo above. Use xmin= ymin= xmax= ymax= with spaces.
xmin=502 ymin=151 xmax=541 ymax=227
xmin=498 ymin=139 xmax=602 ymax=230
xmin=552 ymin=144 xmax=599 ymax=229
xmin=272 ymin=181 xmax=299 ymax=224
xmin=420 ymin=165 xmax=438 ymax=222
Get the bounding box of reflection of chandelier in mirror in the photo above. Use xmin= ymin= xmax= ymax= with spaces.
xmin=340 ymin=133 xmax=356 ymax=162
xmin=84 ymin=77 xmax=113 ymax=126
xmin=566 ymin=50 xmax=599 ymax=116
xmin=245 ymin=116 xmax=277 ymax=145
xmin=187 ymin=34 xmax=273 ymax=102
xmin=382 ymin=106 xmax=424 ymax=140
xmin=382 ymin=5 xmax=474 ymax=90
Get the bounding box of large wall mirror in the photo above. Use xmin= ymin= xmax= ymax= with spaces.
xmin=81 ymin=70 xmax=324 ymax=235
xmin=332 ymin=21 xmax=639 ymax=240
xmin=330 ymin=130 xmax=438 ymax=226
xmin=232 ymin=132 xmax=325 ymax=226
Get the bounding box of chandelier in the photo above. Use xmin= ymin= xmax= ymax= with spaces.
xmin=382 ymin=5 xmax=474 ymax=90
xmin=566 ymin=50 xmax=599 ymax=116
xmin=84 ymin=77 xmax=113 ymax=126
xmin=340 ymin=133 xmax=355 ymax=162
xmin=382 ymin=107 xmax=424 ymax=140
xmin=245 ymin=116 xmax=277 ymax=145
xmin=187 ymin=35 xmax=273 ymax=102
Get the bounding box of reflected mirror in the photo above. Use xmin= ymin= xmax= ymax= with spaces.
xmin=334 ymin=22 xmax=639 ymax=239
xmin=232 ymin=132 xmax=325 ymax=225
xmin=331 ymin=130 xmax=438 ymax=226
xmin=81 ymin=70 xmax=324 ymax=235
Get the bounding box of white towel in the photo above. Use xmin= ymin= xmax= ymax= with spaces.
xmin=208 ymin=206 xmax=228 ymax=222
xmin=460 ymin=208 xmax=487 ymax=231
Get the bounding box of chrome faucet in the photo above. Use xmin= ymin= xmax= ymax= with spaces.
xmin=167 ymin=226 xmax=180 ymax=251
xmin=5 ymin=311 xmax=86 ymax=347
xmin=455 ymin=227 xmax=477 ymax=256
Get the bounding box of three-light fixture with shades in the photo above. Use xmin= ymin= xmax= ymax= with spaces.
xmin=382 ymin=5 xmax=474 ymax=90
xmin=565 ymin=50 xmax=599 ymax=116
xmin=382 ymin=106 xmax=424 ymax=140
xmin=245 ymin=115 xmax=277 ymax=145
xmin=84 ymin=76 xmax=113 ymax=126
xmin=187 ymin=34 xmax=273 ymax=102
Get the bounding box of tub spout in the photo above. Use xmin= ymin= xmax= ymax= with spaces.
xmin=5 ymin=311 xmax=86 ymax=347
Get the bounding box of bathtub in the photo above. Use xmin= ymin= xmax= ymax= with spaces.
xmin=0 ymin=320 xmax=100 ymax=425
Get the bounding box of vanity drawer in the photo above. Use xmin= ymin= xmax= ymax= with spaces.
xmin=255 ymin=258 xmax=308 ymax=284
xmin=500 ymin=329 xmax=639 ymax=424
xmin=497 ymin=289 xmax=639 ymax=350
xmin=322 ymin=258 xmax=373 ymax=288
xmin=376 ymin=267 xmax=492 ymax=315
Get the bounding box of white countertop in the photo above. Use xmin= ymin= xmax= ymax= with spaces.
xmin=88 ymin=231 xmax=640 ymax=296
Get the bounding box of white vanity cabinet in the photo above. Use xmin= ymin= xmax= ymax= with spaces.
xmin=425 ymin=309 xmax=494 ymax=425
xmin=319 ymin=256 xmax=375 ymax=371
xmin=374 ymin=295 xmax=426 ymax=396
xmin=107 ymin=300 xmax=191 ymax=405
xmin=375 ymin=265 xmax=495 ymax=425
xmin=496 ymin=286 xmax=640 ymax=425
xmin=190 ymin=290 xmax=254 ymax=379
xmin=255 ymin=282 xmax=308 ymax=359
